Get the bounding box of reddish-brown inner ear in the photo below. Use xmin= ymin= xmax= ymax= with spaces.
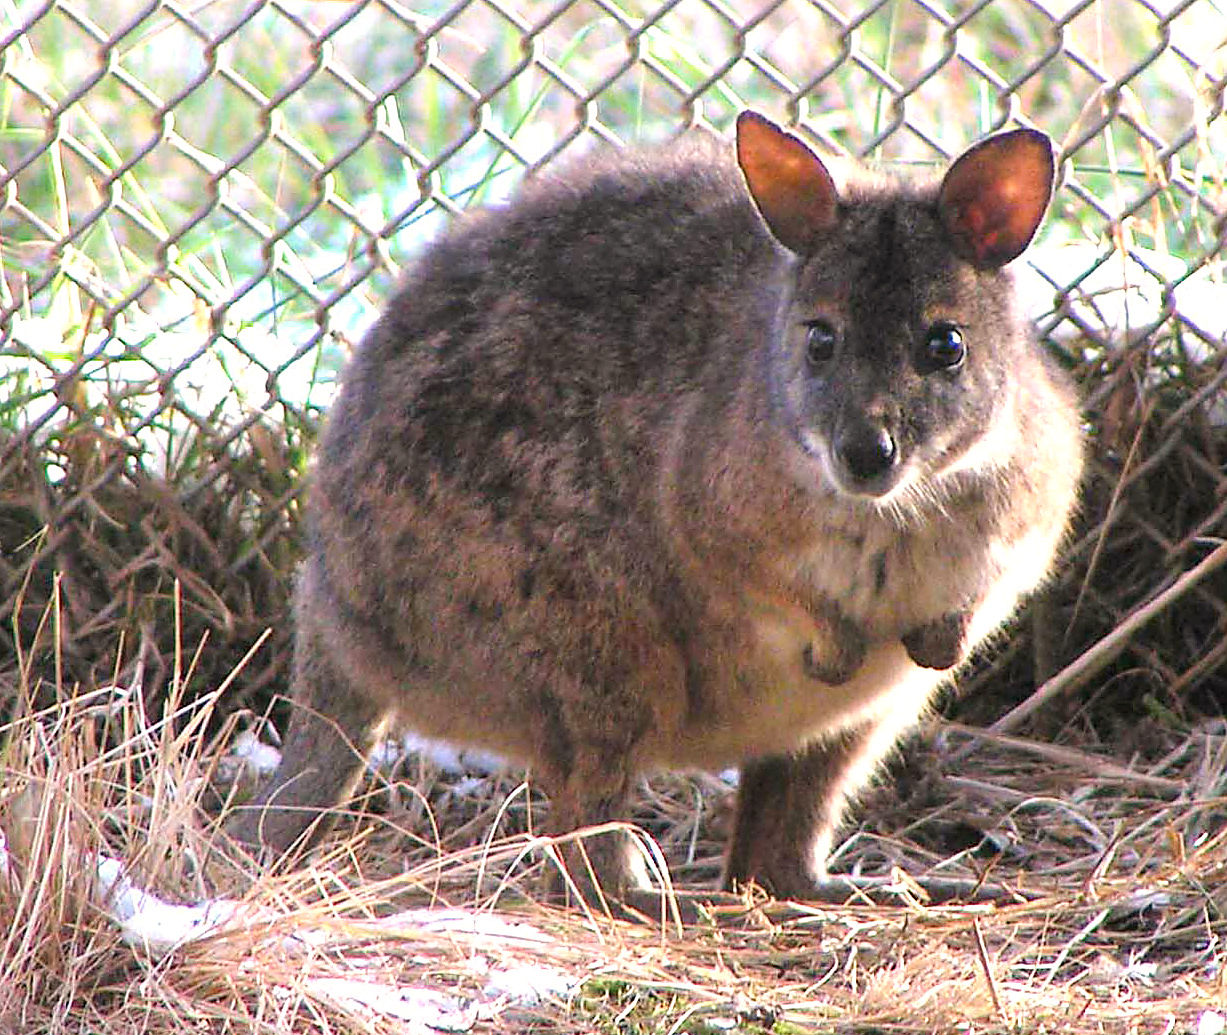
xmin=938 ymin=128 xmax=1054 ymax=269
xmin=736 ymin=111 xmax=839 ymax=256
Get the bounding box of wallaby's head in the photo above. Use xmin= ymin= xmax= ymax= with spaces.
xmin=736 ymin=112 xmax=1054 ymax=512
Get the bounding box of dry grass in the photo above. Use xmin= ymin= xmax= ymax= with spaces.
xmin=3 ymin=589 xmax=1226 ymax=1034
xmin=0 ymin=406 xmax=304 ymax=721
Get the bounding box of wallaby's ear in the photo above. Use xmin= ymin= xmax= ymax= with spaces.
xmin=938 ymin=127 xmax=1054 ymax=269
xmin=736 ymin=111 xmax=839 ymax=256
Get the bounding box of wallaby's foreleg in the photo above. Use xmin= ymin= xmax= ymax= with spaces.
xmin=902 ymin=610 xmax=973 ymax=671
xmin=802 ymin=598 xmax=867 ymax=686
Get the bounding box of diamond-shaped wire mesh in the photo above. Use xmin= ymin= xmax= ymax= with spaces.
xmin=0 ymin=0 xmax=1225 ymax=724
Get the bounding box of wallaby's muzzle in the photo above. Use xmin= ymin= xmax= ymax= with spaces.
xmin=831 ymin=417 xmax=901 ymax=497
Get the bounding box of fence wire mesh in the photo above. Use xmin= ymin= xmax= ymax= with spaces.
xmin=1 ymin=0 xmax=1225 ymax=728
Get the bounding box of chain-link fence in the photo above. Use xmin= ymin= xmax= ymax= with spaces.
xmin=1 ymin=0 xmax=1225 ymax=729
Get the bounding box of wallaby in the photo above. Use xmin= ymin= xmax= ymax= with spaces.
xmin=228 ymin=111 xmax=1082 ymax=906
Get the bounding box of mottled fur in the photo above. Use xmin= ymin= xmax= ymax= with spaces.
xmin=229 ymin=114 xmax=1082 ymax=902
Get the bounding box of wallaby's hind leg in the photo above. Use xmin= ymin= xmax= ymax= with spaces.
xmin=726 ymin=720 xmax=1023 ymax=906
xmin=522 ymin=670 xmax=660 ymax=910
xmin=227 ymin=607 xmax=388 ymax=857
xmin=541 ymin=766 xmax=642 ymax=908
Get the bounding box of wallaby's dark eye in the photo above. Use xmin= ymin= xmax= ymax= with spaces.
xmin=923 ymin=322 xmax=965 ymax=370
xmin=804 ymin=320 xmax=837 ymax=366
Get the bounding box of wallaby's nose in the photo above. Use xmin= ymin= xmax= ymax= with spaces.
xmin=834 ymin=422 xmax=899 ymax=490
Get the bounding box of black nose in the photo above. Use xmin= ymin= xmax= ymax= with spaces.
xmin=835 ymin=423 xmax=898 ymax=485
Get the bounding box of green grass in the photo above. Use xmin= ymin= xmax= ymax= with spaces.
xmin=573 ymin=975 xmax=813 ymax=1033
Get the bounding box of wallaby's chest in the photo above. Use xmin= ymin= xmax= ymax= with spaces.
xmin=671 ymin=512 xmax=1014 ymax=750
xmin=662 ymin=596 xmax=939 ymax=766
xmin=788 ymin=516 xmax=997 ymax=635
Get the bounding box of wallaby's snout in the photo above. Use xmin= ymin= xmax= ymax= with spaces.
xmin=831 ymin=413 xmax=900 ymax=496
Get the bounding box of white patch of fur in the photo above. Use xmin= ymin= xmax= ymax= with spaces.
xmin=937 ymin=390 xmax=1020 ymax=481
xmin=966 ymin=523 xmax=1065 ymax=646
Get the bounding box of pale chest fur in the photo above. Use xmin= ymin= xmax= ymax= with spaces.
xmin=654 ymin=499 xmax=1063 ymax=769
xmin=790 ymin=505 xmax=1014 ymax=638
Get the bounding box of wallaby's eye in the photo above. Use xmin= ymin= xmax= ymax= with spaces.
xmin=922 ymin=322 xmax=965 ymax=371
xmin=804 ymin=320 xmax=837 ymax=366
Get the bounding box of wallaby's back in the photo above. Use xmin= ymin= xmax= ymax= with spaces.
xmin=307 ymin=138 xmax=783 ymax=758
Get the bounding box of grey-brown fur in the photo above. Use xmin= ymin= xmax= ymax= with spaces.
xmin=229 ymin=113 xmax=1082 ymax=903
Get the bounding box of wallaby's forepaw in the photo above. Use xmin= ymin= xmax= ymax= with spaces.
xmin=902 ymin=611 xmax=971 ymax=670
xmin=801 ymin=607 xmax=866 ymax=685
xmin=801 ymin=641 xmax=861 ymax=685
